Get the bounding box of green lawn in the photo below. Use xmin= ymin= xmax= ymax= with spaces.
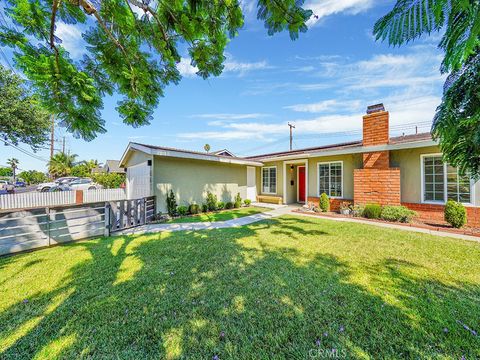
xmin=1 ymin=216 xmax=480 ymax=359
xmin=167 ymin=206 xmax=268 ymax=223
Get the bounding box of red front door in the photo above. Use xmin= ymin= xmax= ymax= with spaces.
xmin=298 ymin=166 xmax=306 ymax=202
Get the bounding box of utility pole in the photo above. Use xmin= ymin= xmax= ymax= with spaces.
xmin=288 ymin=123 xmax=295 ymax=151
xmin=62 ymin=136 xmax=65 ymax=154
xmin=50 ymin=114 xmax=55 ymax=160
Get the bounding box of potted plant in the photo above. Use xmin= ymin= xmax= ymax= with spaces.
xmin=339 ymin=202 xmax=351 ymax=215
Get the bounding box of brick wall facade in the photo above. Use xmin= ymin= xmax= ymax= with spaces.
xmin=363 ymin=151 xmax=389 ymax=169
xmin=403 ymin=202 xmax=480 ymax=228
xmin=354 ymin=168 xmax=401 ymax=205
xmin=363 ymin=111 xmax=389 ymax=146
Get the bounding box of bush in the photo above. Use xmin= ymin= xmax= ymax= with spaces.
xmin=319 ymin=193 xmax=330 ymax=212
xmin=234 ymin=193 xmax=242 ymax=208
xmin=18 ymin=170 xmax=47 ymax=185
xmin=201 ymin=203 xmax=208 ymax=213
xmin=217 ymin=201 xmax=225 ymax=210
xmin=225 ymin=201 xmax=234 ymax=209
xmin=177 ymin=205 xmax=188 ymax=216
xmin=91 ymin=173 xmax=126 ymax=189
xmin=166 ymin=190 xmax=177 ymax=216
xmin=244 ymin=199 xmax=251 ymax=207
xmin=363 ymin=204 xmax=382 ymax=219
xmin=206 ymin=191 xmax=218 ymax=211
xmin=444 ymin=200 xmax=466 ymax=228
xmin=189 ymin=203 xmax=200 ymax=215
xmin=381 ymin=205 xmax=416 ymax=223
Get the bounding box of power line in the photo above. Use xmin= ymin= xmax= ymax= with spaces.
xmin=0 ymin=138 xmax=48 ymax=162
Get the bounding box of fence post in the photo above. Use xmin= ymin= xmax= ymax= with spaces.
xmin=104 ymin=202 xmax=111 ymax=237
xmin=46 ymin=207 xmax=51 ymax=247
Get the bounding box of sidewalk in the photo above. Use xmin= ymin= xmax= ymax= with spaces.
xmin=116 ymin=204 xmax=480 ymax=243
xmin=117 ymin=205 xmax=293 ymax=236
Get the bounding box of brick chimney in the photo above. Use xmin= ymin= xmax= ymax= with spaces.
xmin=354 ymin=103 xmax=400 ymax=206
xmin=362 ymin=104 xmax=390 ymax=169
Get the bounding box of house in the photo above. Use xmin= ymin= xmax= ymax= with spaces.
xmin=119 ymin=104 xmax=480 ymax=226
xmin=92 ymin=160 xmax=126 ymax=175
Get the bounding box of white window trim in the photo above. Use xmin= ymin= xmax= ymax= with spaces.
xmin=420 ymin=153 xmax=475 ymax=205
xmin=261 ymin=166 xmax=277 ymax=195
xmin=316 ymin=161 xmax=344 ymax=199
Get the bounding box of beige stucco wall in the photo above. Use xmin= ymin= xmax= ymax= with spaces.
xmin=391 ymin=145 xmax=480 ymax=205
xmin=256 ymin=160 xmax=284 ymax=198
xmin=123 ymin=150 xmax=152 ymax=168
xmin=154 ymin=156 xmax=248 ymax=212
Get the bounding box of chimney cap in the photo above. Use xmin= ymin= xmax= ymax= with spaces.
xmin=366 ymin=103 xmax=385 ymax=114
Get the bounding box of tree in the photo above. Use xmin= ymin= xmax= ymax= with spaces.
xmin=0 ymin=65 xmax=50 ymax=150
xmin=6 ymin=158 xmax=19 ymax=181
xmin=374 ymin=1 xmax=480 ymax=176
xmin=0 ymin=167 xmax=13 ymax=177
xmin=48 ymin=152 xmax=78 ymax=178
xmin=204 ymin=144 xmax=211 ymax=153
xmin=0 ymin=1 xmax=312 ymax=141
xmin=71 ymin=159 xmax=102 ymax=177
xmin=17 ymin=170 xmax=48 ymax=185
xmin=92 ymin=173 xmax=126 ymax=189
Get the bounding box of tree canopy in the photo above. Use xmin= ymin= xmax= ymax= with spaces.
xmin=0 ymin=0 xmax=312 ymax=141
xmin=374 ymin=0 xmax=480 ymax=176
xmin=48 ymin=152 xmax=78 ymax=178
xmin=0 ymin=65 xmax=51 ymax=150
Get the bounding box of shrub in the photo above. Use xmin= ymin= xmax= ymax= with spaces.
xmin=91 ymin=173 xmax=126 ymax=189
xmin=234 ymin=193 xmax=242 ymax=208
xmin=206 ymin=191 xmax=218 ymax=211
xmin=177 ymin=205 xmax=188 ymax=216
xmin=319 ymin=193 xmax=330 ymax=212
xmin=244 ymin=199 xmax=251 ymax=207
xmin=202 ymin=203 xmax=208 ymax=213
xmin=351 ymin=205 xmax=364 ymax=217
xmin=166 ymin=190 xmax=177 ymax=216
xmin=444 ymin=200 xmax=466 ymax=228
xmin=225 ymin=201 xmax=234 ymax=209
xmin=217 ymin=201 xmax=225 ymax=210
xmin=381 ymin=205 xmax=416 ymax=223
xmin=189 ymin=203 xmax=200 ymax=215
xmin=363 ymin=204 xmax=382 ymax=219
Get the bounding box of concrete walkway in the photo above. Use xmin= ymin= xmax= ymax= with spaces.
xmin=117 ymin=204 xmax=293 ymax=236
xmin=116 ymin=203 xmax=480 ymax=243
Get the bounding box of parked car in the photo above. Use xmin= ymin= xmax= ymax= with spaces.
xmin=37 ymin=177 xmax=79 ymax=192
xmin=69 ymin=178 xmax=102 ymax=191
xmin=48 ymin=178 xmax=102 ymax=192
xmin=0 ymin=180 xmax=15 ymax=193
xmin=14 ymin=179 xmax=26 ymax=187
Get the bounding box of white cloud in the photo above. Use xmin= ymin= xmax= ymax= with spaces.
xmin=285 ymin=99 xmax=363 ymax=113
xmin=306 ymin=0 xmax=375 ymax=26
xmin=55 ymin=22 xmax=85 ymax=59
xmin=177 ymin=55 xmax=270 ymax=77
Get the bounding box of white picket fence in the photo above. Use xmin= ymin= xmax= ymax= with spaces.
xmin=0 ymin=189 xmax=127 ymax=211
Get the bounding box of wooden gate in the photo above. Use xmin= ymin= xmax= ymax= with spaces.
xmin=107 ymin=196 xmax=155 ymax=233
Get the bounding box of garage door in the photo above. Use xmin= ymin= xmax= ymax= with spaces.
xmin=127 ymin=161 xmax=151 ymax=199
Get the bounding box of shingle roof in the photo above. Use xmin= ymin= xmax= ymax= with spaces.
xmin=246 ymin=132 xmax=433 ymax=160
xmin=131 ymin=143 xmax=249 ymax=160
xmin=105 ymin=160 xmax=125 ymax=173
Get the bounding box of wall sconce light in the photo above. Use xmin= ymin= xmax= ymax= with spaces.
xmin=290 ymin=165 xmax=294 ymax=172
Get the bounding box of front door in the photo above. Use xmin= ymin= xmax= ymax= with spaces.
xmin=298 ymin=166 xmax=306 ymax=203
xmin=246 ymin=166 xmax=257 ymax=201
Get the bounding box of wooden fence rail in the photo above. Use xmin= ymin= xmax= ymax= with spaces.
xmin=0 ymin=196 xmax=155 ymax=256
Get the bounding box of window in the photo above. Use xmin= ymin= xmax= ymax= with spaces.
xmin=318 ymin=162 xmax=343 ymax=197
xmin=422 ymin=155 xmax=472 ymax=203
xmin=262 ymin=167 xmax=277 ymax=194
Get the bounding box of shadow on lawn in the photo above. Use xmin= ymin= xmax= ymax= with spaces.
xmin=1 ymin=217 xmax=479 ymax=358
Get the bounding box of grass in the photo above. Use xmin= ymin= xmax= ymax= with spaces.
xmin=1 ymin=216 xmax=480 ymax=359
xmin=167 ymin=206 xmax=268 ymax=223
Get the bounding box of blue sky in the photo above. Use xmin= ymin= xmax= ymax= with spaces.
xmin=0 ymin=0 xmax=446 ymax=172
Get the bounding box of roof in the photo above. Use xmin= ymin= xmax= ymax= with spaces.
xmin=105 ymin=160 xmax=125 ymax=173
xmin=120 ymin=142 xmax=263 ymax=167
xmin=212 ymin=149 xmax=235 ymax=157
xmin=247 ymin=132 xmax=435 ymax=161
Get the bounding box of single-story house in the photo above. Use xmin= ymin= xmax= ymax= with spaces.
xmin=92 ymin=160 xmax=126 ymax=175
xmin=119 ymin=104 xmax=480 ymax=226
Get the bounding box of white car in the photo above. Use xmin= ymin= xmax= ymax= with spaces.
xmin=68 ymin=178 xmax=102 ymax=191
xmin=0 ymin=180 xmax=15 ymax=193
xmin=37 ymin=177 xmax=79 ymax=192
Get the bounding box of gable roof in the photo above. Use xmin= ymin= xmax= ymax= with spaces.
xmin=212 ymin=149 xmax=235 ymax=157
xmin=120 ymin=142 xmax=263 ymax=167
xmin=105 ymin=160 xmax=125 ymax=173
